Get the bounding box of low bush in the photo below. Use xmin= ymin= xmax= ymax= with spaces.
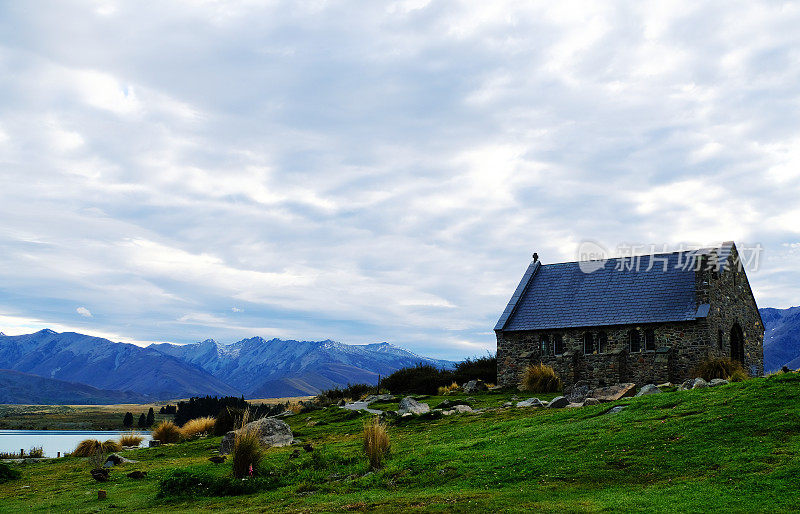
xmin=693 ymin=357 xmax=747 ymax=382
xmin=119 ymin=431 xmax=144 ymax=447
xmin=0 ymin=462 xmax=21 ymax=484
xmin=453 ymin=355 xmax=497 ymax=384
xmin=72 ymin=439 xmax=121 ymax=457
xmin=382 ymin=364 xmax=453 ymax=395
xmin=521 ymin=363 xmax=562 ymax=393
xmin=157 ymin=469 xmax=279 ymax=498
xmin=363 ymin=416 xmax=390 ymax=469
xmin=318 ymin=383 xmax=376 ymax=403
xmin=180 ymin=416 xmax=216 ymax=440
xmin=232 ymin=412 xmax=263 ymax=479
xmin=437 ymin=381 xmax=461 ymax=395
xmin=152 ymin=421 xmax=182 ymax=444
xmin=28 ymin=446 xmax=43 ymax=458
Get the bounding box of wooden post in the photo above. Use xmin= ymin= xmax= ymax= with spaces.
xmin=57 ymin=452 xmax=61 ymax=458
xmin=98 ymin=490 xmax=107 ymax=500
xmin=21 ymin=449 xmax=24 ymax=457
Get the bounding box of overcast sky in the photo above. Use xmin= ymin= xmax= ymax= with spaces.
xmin=1 ymin=1 xmax=799 ymax=359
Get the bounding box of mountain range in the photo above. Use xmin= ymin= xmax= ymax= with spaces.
xmin=762 ymin=306 xmax=800 ymax=372
xmin=0 ymin=329 xmax=453 ymax=403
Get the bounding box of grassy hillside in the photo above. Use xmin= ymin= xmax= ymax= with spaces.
xmin=1 ymin=373 xmax=799 ymax=512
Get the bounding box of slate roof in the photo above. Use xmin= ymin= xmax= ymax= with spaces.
xmin=496 ymin=244 xmax=733 ymax=332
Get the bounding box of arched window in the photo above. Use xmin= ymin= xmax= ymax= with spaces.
xmin=598 ymin=331 xmax=608 ymax=354
xmin=583 ymin=332 xmax=595 ymax=355
xmin=553 ymin=334 xmax=564 ymax=355
xmin=540 ymin=334 xmax=550 ymax=356
xmin=629 ymin=329 xmax=641 ymax=352
xmin=644 ymin=329 xmax=656 ymax=351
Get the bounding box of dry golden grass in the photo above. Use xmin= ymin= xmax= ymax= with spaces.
xmin=437 ymin=381 xmax=462 ymax=395
xmin=521 ymin=363 xmax=562 ymax=393
xmin=151 ymin=420 xmax=182 ymax=444
xmin=693 ymin=357 xmax=747 ymax=382
xmin=179 ymin=416 xmax=216 ymax=439
xmin=288 ymin=402 xmax=303 ymax=414
xmin=72 ymin=439 xmax=121 ymax=457
xmin=231 ymin=410 xmax=263 ymax=478
xmin=119 ymin=431 xmax=144 ymax=447
xmin=363 ymin=416 xmax=390 ymax=469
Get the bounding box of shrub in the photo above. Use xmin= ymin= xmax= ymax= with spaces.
xmin=382 ymin=364 xmax=454 ymax=395
xmin=120 ymin=431 xmax=144 ymax=447
xmin=152 ymin=421 xmax=182 ymax=444
xmin=0 ymin=462 xmax=21 ymax=483
xmin=453 ymin=355 xmax=497 ymax=384
xmin=157 ymin=469 xmax=279 ymax=498
xmin=318 ymin=383 xmax=376 ymax=403
xmin=693 ymin=357 xmax=747 ymax=381
xmin=137 ymin=413 xmax=147 ymax=428
xmin=363 ymin=416 xmax=390 ymax=469
xmin=123 ymin=412 xmax=134 ymax=428
xmin=438 ymin=381 xmax=461 ymax=395
xmin=521 ymin=363 xmax=562 ymax=393
xmin=72 ymin=439 xmax=121 ymax=457
xmin=214 ymin=406 xmax=246 ymax=436
xmin=28 ymin=446 xmax=44 ymax=458
xmin=232 ymin=412 xmax=263 ymax=479
xmin=180 ymin=416 xmax=217 ymax=440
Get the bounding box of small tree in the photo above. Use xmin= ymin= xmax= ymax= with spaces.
xmin=146 ymin=407 xmax=155 ymax=427
xmin=137 ymin=413 xmax=147 ymax=428
xmin=123 ymin=412 xmax=134 ymax=428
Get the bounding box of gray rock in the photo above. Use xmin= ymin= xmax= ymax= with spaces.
xmin=583 ymin=397 xmax=601 ymax=406
xmin=692 ymin=378 xmax=709 ymax=389
xmin=502 ymin=401 xmax=513 ymax=408
xmin=589 ymin=383 xmax=636 ymax=402
xmin=678 ymin=379 xmax=695 ymax=391
xmin=398 ymin=397 xmax=430 ymax=415
xmin=709 ymin=378 xmax=729 ymax=387
xmin=219 ymin=417 xmax=294 ymax=455
xmin=657 ymin=382 xmax=673 ymax=389
xmin=452 ymin=405 xmax=473 ymax=413
xmin=565 ymin=381 xmax=591 ymax=403
xmin=463 ymin=380 xmax=488 ymax=394
xmin=566 ymin=402 xmax=584 ymax=408
xmin=516 ymin=398 xmax=544 ymax=408
xmin=606 ymin=405 xmax=627 ymax=415
xmin=635 ymin=384 xmax=662 ymax=396
xmin=547 ymin=396 xmax=570 ymax=409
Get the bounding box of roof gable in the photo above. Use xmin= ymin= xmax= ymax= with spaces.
xmin=498 ymin=251 xmax=704 ymax=331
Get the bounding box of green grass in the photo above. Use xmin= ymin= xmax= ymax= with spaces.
xmin=1 ymin=374 xmax=799 ymax=512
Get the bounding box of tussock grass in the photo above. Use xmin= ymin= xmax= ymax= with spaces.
xmin=362 ymin=416 xmax=390 ymax=469
xmin=437 ymin=381 xmax=462 ymax=395
xmin=72 ymin=439 xmax=121 ymax=457
xmin=151 ymin=421 xmax=182 ymax=444
xmin=119 ymin=431 xmax=144 ymax=447
xmin=232 ymin=411 xmax=263 ymax=479
xmin=521 ymin=363 xmax=562 ymax=393
xmin=693 ymin=357 xmax=747 ymax=382
xmin=180 ymin=416 xmax=216 ymax=440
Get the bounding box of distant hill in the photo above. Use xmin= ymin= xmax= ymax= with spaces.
xmin=0 ymin=330 xmax=241 ymax=400
xmin=149 ymin=338 xmax=455 ymax=397
xmin=0 ymin=369 xmax=153 ymax=404
xmin=761 ymin=306 xmax=800 ymax=372
xmin=0 ymin=330 xmax=455 ymax=401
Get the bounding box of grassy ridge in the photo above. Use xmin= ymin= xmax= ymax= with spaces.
xmin=1 ymin=374 xmax=799 ymax=512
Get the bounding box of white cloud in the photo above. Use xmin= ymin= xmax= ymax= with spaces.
xmin=76 ymin=306 xmax=92 ymax=318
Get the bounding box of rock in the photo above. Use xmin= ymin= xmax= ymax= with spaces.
xmin=657 ymin=382 xmax=674 ymax=389
xmin=678 ymin=379 xmax=695 ymax=391
xmin=275 ymin=410 xmax=295 ymax=418
xmin=635 ymin=384 xmax=662 ymax=397
xmin=565 ymin=381 xmax=591 ymax=403
xmin=502 ymin=401 xmax=513 ymax=408
xmin=435 ymin=399 xmax=472 ymax=410
xmin=442 ymin=410 xmax=455 ymax=416
xmin=398 ymin=397 xmax=430 ymax=415
xmin=98 ymin=489 xmax=107 ymax=500
xmin=363 ymin=394 xmax=394 ymax=403
xmin=208 ymin=456 xmax=226 ymax=464
xmin=566 ymin=402 xmax=584 ymax=408
xmin=516 ymin=398 xmax=544 ymax=408
xmin=692 ymin=378 xmax=709 ymax=389
xmin=126 ymin=471 xmax=147 ymax=479
xmin=219 ymin=417 xmax=294 ymax=455
xmin=605 ymin=405 xmax=627 ymax=415
xmin=103 ymin=454 xmax=136 ymax=468
xmin=453 ymin=405 xmax=473 ymax=413
xmin=709 ymin=378 xmax=729 ymax=387
xmin=401 ymin=412 xmax=413 ymax=418
xmin=583 ymin=397 xmax=601 ymax=406
xmin=90 ymin=468 xmax=109 ymax=482
xmin=148 ymin=440 xmax=161 ymax=448
xmin=463 ymin=380 xmax=488 ymax=393
xmin=488 ymin=385 xmax=503 ymax=391
xmin=546 ymin=396 xmax=570 ymax=409
xmin=589 ymin=383 xmax=636 ymax=402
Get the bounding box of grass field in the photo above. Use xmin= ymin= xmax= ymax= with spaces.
xmin=1 ymin=374 xmax=799 ymax=512
xmin=0 ymin=397 xmax=314 ymax=430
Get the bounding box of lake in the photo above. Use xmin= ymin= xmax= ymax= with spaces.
xmin=0 ymin=430 xmax=152 ymax=458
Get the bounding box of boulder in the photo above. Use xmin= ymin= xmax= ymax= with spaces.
xmin=565 ymin=381 xmax=591 ymax=403
xmin=657 ymin=382 xmax=674 ymax=389
xmin=219 ymin=417 xmax=294 ymax=455
xmin=516 ymin=398 xmax=544 ymax=408
xmin=547 ymin=396 xmax=570 ymax=409
xmin=709 ymin=378 xmax=729 ymax=387
xmin=692 ymin=378 xmax=709 ymax=389
xmin=583 ymin=397 xmax=601 ymax=406
xmin=453 ymin=405 xmax=473 ymax=413
xmin=463 ymin=380 xmax=488 ymax=394
xmin=103 ymin=454 xmax=137 ymax=468
xmin=398 ymin=397 xmax=430 ymax=415
xmin=635 ymin=384 xmax=662 ymax=397
xmin=566 ymin=402 xmax=584 ymax=408
xmin=605 ymin=405 xmax=627 ymax=415
xmin=589 ymin=383 xmax=636 ymax=402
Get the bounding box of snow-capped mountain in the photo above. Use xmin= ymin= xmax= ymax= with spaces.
xmin=762 ymin=306 xmax=800 ymax=372
xmin=149 ymin=337 xmax=454 ymax=397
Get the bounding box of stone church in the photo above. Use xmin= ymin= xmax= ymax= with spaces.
xmin=495 ymin=242 xmax=764 ymax=389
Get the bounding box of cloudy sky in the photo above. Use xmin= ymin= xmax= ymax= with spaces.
xmin=1 ymin=1 xmax=799 ymax=359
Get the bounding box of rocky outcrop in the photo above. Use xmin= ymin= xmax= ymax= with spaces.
xmin=398 ymin=397 xmax=430 ymax=415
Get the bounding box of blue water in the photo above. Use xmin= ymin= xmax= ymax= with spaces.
xmin=0 ymin=430 xmax=151 ymax=458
